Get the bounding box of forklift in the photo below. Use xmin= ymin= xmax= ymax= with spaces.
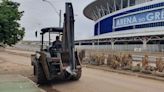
xmin=31 ymin=3 xmax=82 ymax=84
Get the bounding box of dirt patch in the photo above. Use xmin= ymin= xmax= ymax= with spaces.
xmin=39 ymin=84 xmax=60 ymax=92
xmin=0 ymin=58 xmax=32 ymax=77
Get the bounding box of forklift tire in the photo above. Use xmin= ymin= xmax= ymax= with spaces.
xmin=34 ymin=61 xmax=47 ymax=84
xmin=71 ymin=69 xmax=82 ymax=81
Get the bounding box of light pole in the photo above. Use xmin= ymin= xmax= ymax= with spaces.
xmin=42 ymin=0 xmax=62 ymax=27
xmin=42 ymin=0 xmax=62 ymax=44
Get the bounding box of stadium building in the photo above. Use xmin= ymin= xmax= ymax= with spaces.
xmin=75 ymin=0 xmax=164 ymax=52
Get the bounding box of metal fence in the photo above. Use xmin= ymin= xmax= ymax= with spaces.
xmin=13 ymin=43 xmax=164 ymax=52
xmin=75 ymin=44 xmax=164 ymax=52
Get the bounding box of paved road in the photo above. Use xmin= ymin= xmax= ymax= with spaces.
xmin=53 ymin=68 xmax=164 ymax=92
xmin=1 ymin=50 xmax=164 ymax=92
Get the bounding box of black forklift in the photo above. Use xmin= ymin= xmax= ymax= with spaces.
xmin=31 ymin=3 xmax=82 ymax=84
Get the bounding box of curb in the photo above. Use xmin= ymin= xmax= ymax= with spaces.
xmin=85 ymin=65 xmax=164 ymax=82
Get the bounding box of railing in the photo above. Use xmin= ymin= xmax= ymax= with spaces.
xmin=75 ymin=44 xmax=164 ymax=52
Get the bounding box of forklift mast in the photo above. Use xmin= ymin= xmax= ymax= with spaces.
xmin=62 ymin=3 xmax=76 ymax=72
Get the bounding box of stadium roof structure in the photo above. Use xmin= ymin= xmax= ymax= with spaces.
xmin=83 ymin=0 xmax=154 ymax=21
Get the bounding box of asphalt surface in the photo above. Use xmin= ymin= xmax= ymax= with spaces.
xmin=1 ymin=50 xmax=164 ymax=92
xmin=52 ymin=68 xmax=164 ymax=92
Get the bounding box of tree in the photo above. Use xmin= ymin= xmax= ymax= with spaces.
xmin=0 ymin=0 xmax=25 ymax=47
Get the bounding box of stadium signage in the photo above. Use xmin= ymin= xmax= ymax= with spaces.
xmin=113 ymin=8 xmax=164 ymax=28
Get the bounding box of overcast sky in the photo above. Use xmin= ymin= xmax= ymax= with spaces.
xmin=12 ymin=0 xmax=95 ymax=41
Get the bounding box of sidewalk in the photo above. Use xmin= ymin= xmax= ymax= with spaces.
xmin=0 ymin=75 xmax=44 ymax=92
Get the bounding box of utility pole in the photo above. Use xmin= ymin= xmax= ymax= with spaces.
xmin=42 ymin=0 xmax=62 ymax=28
xmin=42 ymin=0 xmax=62 ymax=41
xmin=59 ymin=10 xmax=62 ymax=27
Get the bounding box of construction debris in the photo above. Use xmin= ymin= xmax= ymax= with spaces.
xmin=121 ymin=54 xmax=133 ymax=70
xmin=156 ymin=57 xmax=164 ymax=72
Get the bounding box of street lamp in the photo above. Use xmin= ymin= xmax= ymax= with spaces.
xmin=42 ymin=0 xmax=62 ymax=27
xmin=42 ymin=0 xmax=62 ymax=44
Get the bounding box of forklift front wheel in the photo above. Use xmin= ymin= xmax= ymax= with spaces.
xmin=34 ymin=61 xmax=47 ymax=84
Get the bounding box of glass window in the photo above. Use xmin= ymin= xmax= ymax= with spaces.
xmin=116 ymin=0 xmax=121 ymax=10
xmin=130 ymin=0 xmax=135 ymax=6
xmin=123 ymin=0 xmax=128 ymax=8
xmin=135 ymin=0 xmax=146 ymax=5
